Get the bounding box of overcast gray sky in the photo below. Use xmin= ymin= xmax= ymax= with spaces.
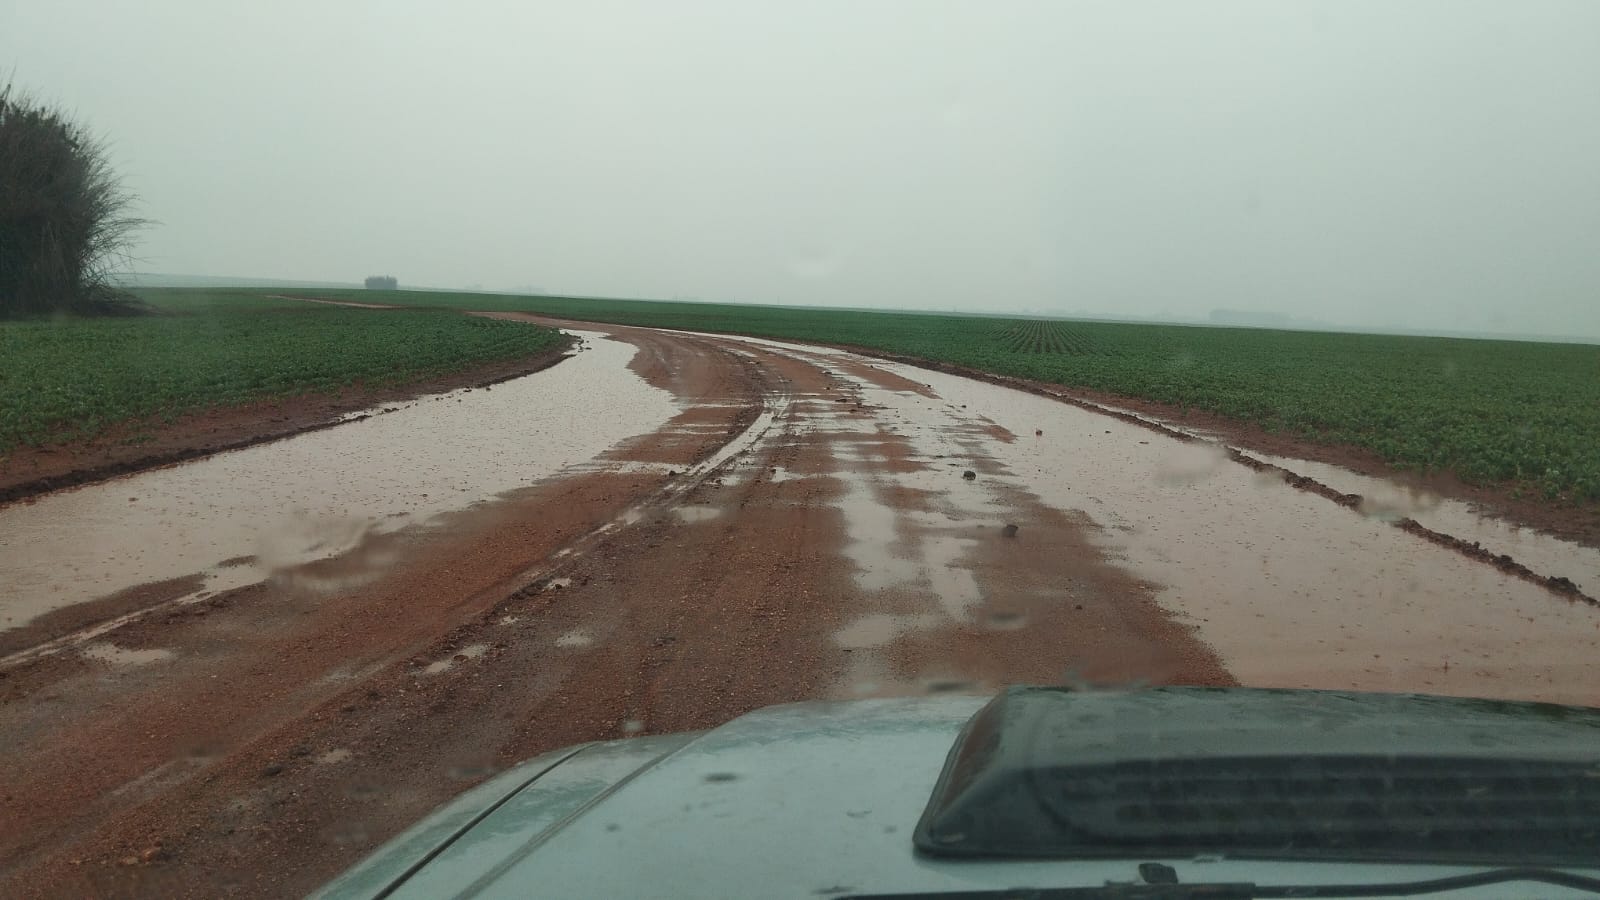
xmin=6 ymin=1 xmax=1599 ymax=336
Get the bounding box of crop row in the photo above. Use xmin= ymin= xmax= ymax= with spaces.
xmin=995 ymin=320 xmax=1098 ymax=355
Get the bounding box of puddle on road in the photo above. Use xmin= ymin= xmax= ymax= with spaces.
xmin=984 ymin=610 xmax=1029 ymax=631
xmin=884 ymin=361 xmax=1600 ymax=706
xmin=674 ymin=507 xmax=722 ymax=523
xmin=1246 ymin=452 xmax=1600 ymax=597
xmin=827 ymin=426 xmax=1008 ymax=622
xmin=421 ymin=643 xmax=487 ymax=675
xmin=834 ymin=613 xmax=942 ymax=649
xmin=923 ymin=535 xmax=981 ymax=619
xmin=766 ymin=467 xmax=811 ymax=484
xmin=316 ymin=748 xmax=353 ymax=765
xmin=706 ymin=332 xmax=1600 ymax=705
xmin=1152 ymin=442 xmax=1231 ymax=487
xmin=0 ymin=331 xmax=679 ymax=633
xmin=555 ymin=629 xmax=593 ymax=648
xmin=782 ymin=364 xmax=1015 ymax=651
xmin=833 ymin=458 xmax=921 ymax=594
xmin=82 ymin=643 xmax=174 ymax=666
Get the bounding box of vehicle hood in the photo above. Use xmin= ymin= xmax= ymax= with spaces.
xmin=314 ymin=691 xmax=1600 ymax=899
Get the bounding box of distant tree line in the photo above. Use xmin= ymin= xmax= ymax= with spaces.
xmin=364 ymin=275 xmax=398 ymax=290
xmin=0 ymin=80 xmax=145 ymax=316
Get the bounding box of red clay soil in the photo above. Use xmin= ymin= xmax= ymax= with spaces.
xmin=10 ymin=316 xmax=1589 ymax=899
xmin=0 ymin=324 xmax=1232 ymax=899
xmin=0 ymin=340 xmax=574 ymax=506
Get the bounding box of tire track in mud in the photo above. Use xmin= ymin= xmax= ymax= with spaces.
xmin=491 ymin=356 xmax=793 ymax=609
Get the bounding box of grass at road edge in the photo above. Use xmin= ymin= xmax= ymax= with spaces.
xmin=0 ymin=289 xmax=566 ymax=452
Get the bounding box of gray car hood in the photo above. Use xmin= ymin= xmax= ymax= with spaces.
xmin=315 ymin=693 xmax=1600 ymax=899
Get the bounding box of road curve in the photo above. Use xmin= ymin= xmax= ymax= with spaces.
xmin=1 ymin=318 xmax=1597 ymax=898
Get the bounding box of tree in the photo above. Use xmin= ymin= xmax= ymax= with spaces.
xmin=364 ymin=275 xmax=398 ymax=290
xmin=0 ymin=81 xmax=146 ymax=316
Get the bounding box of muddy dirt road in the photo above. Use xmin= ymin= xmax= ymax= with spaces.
xmin=2 ymin=320 xmax=1598 ymax=898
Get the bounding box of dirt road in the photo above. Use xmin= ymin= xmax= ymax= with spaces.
xmin=2 ymin=320 xmax=1598 ymax=898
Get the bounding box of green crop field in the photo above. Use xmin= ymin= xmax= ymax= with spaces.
xmin=7 ymin=284 xmax=1595 ymax=503
xmin=0 ymin=289 xmax=565 ymax=452
xmin=289 ymin=289 xmax=1600 ymax=502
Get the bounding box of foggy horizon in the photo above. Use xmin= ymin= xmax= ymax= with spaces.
xmin=6 ymin=1 xmax=1599 ymax=338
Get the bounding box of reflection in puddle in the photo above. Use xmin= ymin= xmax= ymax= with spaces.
xmin=834 ymin=465 xmax=919 ymax=593
xmin=255 ymin=513 xmax=373 ymax=573
xmin=1358 ymin=486 xmax=1443 ymax=521
xmin=761 ymin=350 xmax=1020 ymax=676
xmin=674 ymin=507 xmax=722 ymax=523
xmin=924 ymin=535 xmax=980 ymax=620
xmin=1153 ymin=442 xmax=1229 ymax=487
xmin=825 ymin=403 xmax=1000 ymax=621
xmin=82 ymin=643 xmax=174 ymax=666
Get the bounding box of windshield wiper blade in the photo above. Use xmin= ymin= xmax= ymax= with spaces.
xmin=842 ymin=866 xmax=1600 ymax=899
xmin=1250 ymin=867 xmax=1600 ymax=898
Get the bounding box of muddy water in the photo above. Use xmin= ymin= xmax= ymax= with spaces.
xmin=902 ymin=365 xmax=1600 ymax=706
xmin=81 ymin=643 xmax=174 ymax=666
xmin=1246 ymin=451 xmax=1600 ymax=596
xmin=719 ymin=335 xmax=1600 ymax=707
xmin=1026 ymin=394 xmax=1600 ymax=596
xmin=0 ymin=332 xmax=678 ymax=632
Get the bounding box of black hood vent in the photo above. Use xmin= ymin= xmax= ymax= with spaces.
xmin=914 ymin=686 xmax=1600 ymax=866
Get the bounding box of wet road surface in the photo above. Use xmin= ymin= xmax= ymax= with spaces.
xmin=0 ymin=331 xmax=675 ymax=647
xmin=1 ymin=318 xmax=1597 ymax=898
